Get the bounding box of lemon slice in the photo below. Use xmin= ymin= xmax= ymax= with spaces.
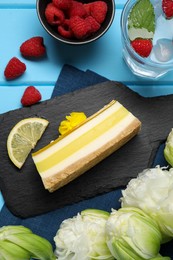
xmin=7 ymin=117 xmax=49 ymax=169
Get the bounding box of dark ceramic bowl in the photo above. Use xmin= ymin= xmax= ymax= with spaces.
xmin=36 ymin=0 xmax=115 ymax=45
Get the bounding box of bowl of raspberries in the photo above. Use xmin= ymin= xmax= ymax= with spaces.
xmin=37 ymin=0 xmax=115 ymax=44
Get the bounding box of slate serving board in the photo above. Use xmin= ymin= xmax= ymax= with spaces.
xmin=0 ymin=81 xmax=172 ymax=218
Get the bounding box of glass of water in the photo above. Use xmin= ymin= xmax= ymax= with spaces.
xmin=121 ymin=0 xmax=173 ymax=79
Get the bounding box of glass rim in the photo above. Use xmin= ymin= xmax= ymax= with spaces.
xmin=120 ymin=0 xmax=173 ymax=69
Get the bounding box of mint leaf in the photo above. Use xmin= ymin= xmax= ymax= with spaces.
xmin=128 ymin=0 xmax=155 ymax=34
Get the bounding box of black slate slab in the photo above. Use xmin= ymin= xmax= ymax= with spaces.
xmin=0 ymin=81 xmax=171 ymax=218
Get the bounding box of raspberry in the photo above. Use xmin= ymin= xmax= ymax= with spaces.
xmin=53 ymin=0 xmax=72 ymax=10
xmin=162 ymin=0 xmax=173 ymax=19
xmin=83 ymin=3 xmax=92 ymax=16
xmin=90 ymin=1 xmax=108 ymax=24
xmin=45 ymin=3 xmax=65 ymax=26
xmin=21 ymin=86 xmax=42 ymax=106
xmin=85 ymin=16 xmax=100 ymax=33
xmin=20 ymin=37 xmax=46 ymax=58
xmin=68 ymin=1 xmax=87 ymax=18
xmin=131 ymin=39 xmax=153 ymax=58
xmin=4 ymin=57 xmax=26 ymax=80
xmin=45 ymin=0 xmax=108 ymax=40
xmin=58 ymin=19 xmax=74 ymax=38
xmin=69 ymin=16 xmax=91 ymax=39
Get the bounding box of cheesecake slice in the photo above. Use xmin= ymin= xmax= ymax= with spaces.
xmin=32 ymin=100 xmax=141 ymax=192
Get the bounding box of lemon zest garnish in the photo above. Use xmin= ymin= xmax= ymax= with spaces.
xmin=58 ymin=112 xmax=87 ymax=136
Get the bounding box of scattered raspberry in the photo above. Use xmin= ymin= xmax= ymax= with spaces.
xmin=68 ymin=1 xmax=87 ymax=18
xmin=85 ymin=16 xmax=101 ymax=33
xmin=4 ymin=57 xmax=26 ymax=80
xmin=90 ymin=1 xmax=108 ymax=24
xmin=45 ymin=3 xmax=65 ymax=25
xmin=20 ymin=37 xmax=46 ymax=58
xmin=53 ymin=0 xmax=72 ymax=10
xmin=58 ymin=19 xmax=74 ymax=38
xmin=162 ymin=0 xmax=173 ymax=19
xmin=69 ymin=16 xmax=91 ymax=39
xmin=131 ymin=39 xmax=153 ymax=58
xmin=21 ymin=86 xmax=42 ymax=106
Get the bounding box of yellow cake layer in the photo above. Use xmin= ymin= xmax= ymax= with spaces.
xmin=32 ymin=100 xmax=141 ymax=192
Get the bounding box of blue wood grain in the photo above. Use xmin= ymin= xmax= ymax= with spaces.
xmin=0 ymin=0 xmax=127 ymax=7
xmin=0 ymin=5 xmax=173 ymax=95
xmin=0 ymin=0 xmax=36 ymax=7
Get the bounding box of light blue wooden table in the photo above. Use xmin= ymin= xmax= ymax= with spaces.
xmin=1 ymin=0 xmax=173 ymax=210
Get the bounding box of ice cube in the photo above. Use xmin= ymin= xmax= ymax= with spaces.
xmin=151 ymin=0 xmax=162 ymax=18
xmin=151 ymin=38 xmax=173 ymax=62
xmin=153 ymin=15 xmax=173 ymax=44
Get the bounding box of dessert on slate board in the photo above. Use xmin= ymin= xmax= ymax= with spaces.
xmin=32 ymin=100 xmax=141 ymax=192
